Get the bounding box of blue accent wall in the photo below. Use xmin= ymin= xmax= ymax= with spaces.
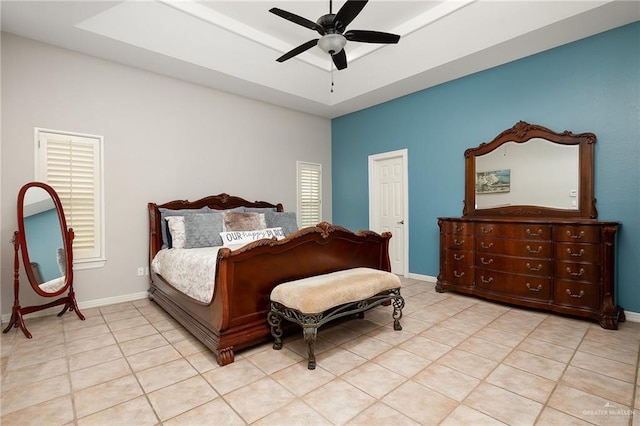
xmin=332 ymin=22 xmax=640 ymax=313
xmin=24 ymin=209 xmax=64 ymax=282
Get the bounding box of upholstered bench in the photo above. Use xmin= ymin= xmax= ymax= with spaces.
xmin=268 ymin=267 xmax=405 ymax=369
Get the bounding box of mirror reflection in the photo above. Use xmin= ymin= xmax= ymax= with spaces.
xmin=22 ymin=187 xmax=67 ymax=293
xmin=475 ymin=138 xmax=579 ymax=210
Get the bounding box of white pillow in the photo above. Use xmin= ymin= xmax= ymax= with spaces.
xmin=165 ymin=216 xmax=186 ymax=249
xmin=219 ymin=227 xmax=285 ymax=246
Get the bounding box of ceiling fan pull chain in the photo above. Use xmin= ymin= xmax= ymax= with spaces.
xmin=330 ymin=60 xmax=335 ymax=93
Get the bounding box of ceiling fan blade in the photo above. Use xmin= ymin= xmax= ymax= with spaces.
xmin=332 ymin=49 xmax=347 ymax=70
xmin=276 ymin=39 xmax=319 ymax=62
xmin=269 ymin=8 xmax=324 ymax=34
xmin=344 ymin=30 xmax=400 ymax=44
xmin=334 ymin=0 xmax=368 ymax=31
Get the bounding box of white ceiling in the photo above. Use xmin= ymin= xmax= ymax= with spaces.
xmin=2 ymin=1 xmax=639 ymax=118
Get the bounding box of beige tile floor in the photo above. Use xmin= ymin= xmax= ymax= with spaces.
xmin=1 ymin=277 xmax=639 ymax=425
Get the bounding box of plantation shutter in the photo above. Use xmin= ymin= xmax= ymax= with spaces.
xmin=297 ymin=162 xmax=322 ymax=227
xmin=37 ymin=130 xmax=103 ymax=264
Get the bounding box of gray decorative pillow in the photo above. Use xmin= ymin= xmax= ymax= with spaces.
xmin=159 ymin=207 xmax=210 ymax=249
xmin=220 ymin=207 xmax=246 ymax=213
xmin=265 ymin=211 xmax=299 ymax=236
xmin=184 ymin=212 xmax=224 ymax=248
xmin=223 ymin=212 xmax=266 ymax=231
xmin=244 ymin=207 xmax=277 ymax=213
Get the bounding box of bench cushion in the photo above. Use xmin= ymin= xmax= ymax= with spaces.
xmin=270 ymin=267 xmax=401 ymax=314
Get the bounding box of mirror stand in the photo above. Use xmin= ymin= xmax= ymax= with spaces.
xmin=3 ymin=230 xmax=85 ymax=339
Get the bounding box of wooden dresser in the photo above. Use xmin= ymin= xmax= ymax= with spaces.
xmin=437 ymin=217 xmax=622 ymax=329
xmin=435 ymin=121 xmax=623 ymax=329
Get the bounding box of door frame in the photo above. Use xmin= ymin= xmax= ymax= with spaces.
xmin=368 ymin=149 xmax=409 ymax=276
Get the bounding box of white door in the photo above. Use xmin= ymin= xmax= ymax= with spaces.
xmin=369 ymin=150 xmax=407 ymax=275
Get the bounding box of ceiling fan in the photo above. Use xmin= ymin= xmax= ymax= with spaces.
xmin=269 ymin=0 xmax=401 ymax=70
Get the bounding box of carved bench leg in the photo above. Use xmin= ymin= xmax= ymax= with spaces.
xmin=268 ymin=309 xmax=283 ymax=350
xmin=303 ymin=326 xmax=317 ymax=370
xmin=391 ymin=291 xmax=405 ymax=331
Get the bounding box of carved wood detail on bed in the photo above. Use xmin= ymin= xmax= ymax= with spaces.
xmin=148 ymin=194 xmax=393 ymax=366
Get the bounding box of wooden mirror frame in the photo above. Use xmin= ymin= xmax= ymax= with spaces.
xmin=17 ymin=182 xmax=73 ymax=297
xmin=463 ymin=121 xmax=597 ymax=219
xmin=3 ymin=182 xmax=84 ymax=339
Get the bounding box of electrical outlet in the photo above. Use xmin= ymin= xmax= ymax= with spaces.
xmin=137 ymin=267 xmax=144 ymax=277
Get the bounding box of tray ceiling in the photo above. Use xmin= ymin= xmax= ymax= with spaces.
xmin=2 ymin=1 xmax=638 ymax=118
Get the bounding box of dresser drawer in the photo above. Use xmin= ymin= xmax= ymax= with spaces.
xmin=476 ymin=237 xmax=552 ymax=258
xmin=445 ymin=249 xmax=473 ymax=266
xmin=475 ymin=223 xmax=551 ymax=240
xmin=442 ymin=263 xmax=474 ymax=286
xmin=445 ymin=234 xmax=474 ymax=250
xmin=475 ymin=269 xmax=551 ymax=300
xmin=475 ymin=253 xmax=552 ymax=276
xmin=553 ymin=226 xmax=600 ymax=243
xmin=554 ymin=243 xmax=600 ymax=263
xmin=443 ymin=221 xmax=472 ymax=236
xmin=554 ymin=261 xmax=600 ymax=282
xmin=554 ymin=280 xmax=599 ymax=310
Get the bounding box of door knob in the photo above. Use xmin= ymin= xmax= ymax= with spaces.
xmin=397 ymin=220 xmax=404 ymax=225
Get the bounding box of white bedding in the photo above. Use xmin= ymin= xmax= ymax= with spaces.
xmin=39 ymin=276 xmax=66 ymax=293
xmin=151 ymin=247 xmax=224 ymax=303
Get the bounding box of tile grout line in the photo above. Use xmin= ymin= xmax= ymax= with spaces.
xmin=2 ymin=280 xmax=639 ymax=426
xmin=530 ymin=319 xmax=588 ymax=425
xmin=630 ymin=340 xmax=640 ymax=426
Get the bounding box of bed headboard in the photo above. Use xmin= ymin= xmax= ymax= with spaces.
xmin=148 ymin=193 xmax=284 ymax=261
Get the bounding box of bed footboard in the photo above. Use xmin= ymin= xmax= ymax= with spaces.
xmin=212 ymin=222 xmax=392 ymax=360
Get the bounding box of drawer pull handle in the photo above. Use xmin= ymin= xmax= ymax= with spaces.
xmin=454 ymin=225 xmax=464 ymax=232
xmin=566 ymin=289 xmax=585 ymax=298
xmin=480 ymin=276 xmax=493 ymax=284
xmin=526 ymin=228 xmax=544 ymax=237
xmin=567 ymin=230 xmax=585 ymax=239
xmin=453 ymin=254 xmax=465 ymax=261
xmin=566 ymin=248 xmax=585 ymax=257
xmin=526 ymin=283 xmax=542 ymax=292
xmin=481 ymin=226 xmax=493 ymax=234
xmin=526 ymin=263 xmax=543 ymax=271
xmin=526 ymin=245 xmax=543 ymax=254
xmin=453 ymin=271 xmax=465 ymax=278
xmin=454 ymin=239 xmax=465 ymax=246
xmin=480 ymin=242 xmax=494 ymax=249
xmin=480 ymin=257 xmax=493 ymax=265
xmin=566 ymin=267 xmax=585 ymax=277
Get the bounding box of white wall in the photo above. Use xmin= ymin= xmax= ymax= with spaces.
xmin=1 ymin=33 xmax=332 ymax=316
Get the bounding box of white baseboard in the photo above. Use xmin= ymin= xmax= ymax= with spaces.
xmin=405 ymin=272 xmax=437 ymax=283
xmin=4 ymin=287 xmax=638 ymax=327
xmin=1 ymin=291 xmax=149 ymax=324
xmin=623 ymin=310 xmax=640 ymax=323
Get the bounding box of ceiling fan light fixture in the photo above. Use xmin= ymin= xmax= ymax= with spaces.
xmin=318 ymin=33 xmax=347 ymax=55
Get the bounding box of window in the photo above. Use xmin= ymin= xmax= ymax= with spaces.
xmin=35 ymin=128 xmax=105 ymax=269
xmin=297 ymin=161 xmax=322 ymax=227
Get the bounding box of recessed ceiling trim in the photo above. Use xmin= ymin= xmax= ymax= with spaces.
xmin=161 ymin=0 xmax=477 ymax=72
xmin=160 ymin=0 xmax=331 ymax=70
xmin=348 ymin=0 xmax=477 ymax=62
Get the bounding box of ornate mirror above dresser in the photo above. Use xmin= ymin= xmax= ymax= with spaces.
xmin=437 ymin=121 xmax=623 ymax=329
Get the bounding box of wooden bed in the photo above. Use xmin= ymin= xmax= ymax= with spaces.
xmin=148 ymin=193 xmax=393 ymax=366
